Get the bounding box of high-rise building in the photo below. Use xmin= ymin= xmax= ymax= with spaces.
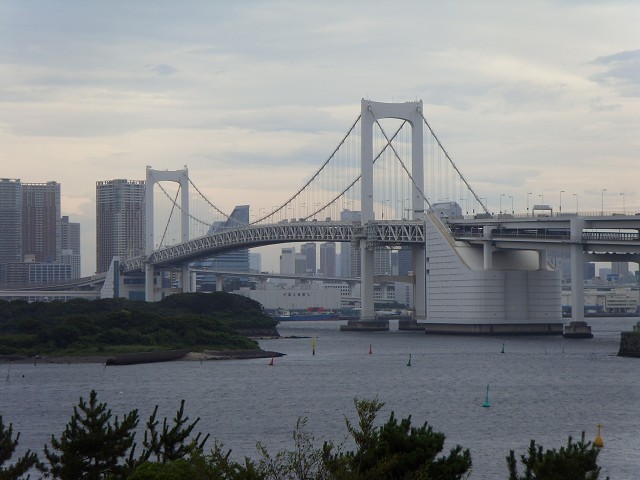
xmin=397 ymin=247 xmax=413 ymax=275
xmin=0 ymin=179 xmax=22 ymax=266
xmin=612 ymin=261 xmax=629 ymax=281
xmin=301 ymin=243 xmax=316 ymax=274
xmin=320 ymin=242 xmax=336 ymax=277
xmin=338 ymin=209 xmax=390 ymax=277
xmin=96 ymin=179 xmax=146 ymax=273
xmin=0 ymin=179 xmax=22 ymax=287
xmin=61 ymin=215 xmax=81 ymax=278
xmin=22 ymin=181 xmax=61 ymax=263
xmin=194 ymin=205 xmax=250 ymax=290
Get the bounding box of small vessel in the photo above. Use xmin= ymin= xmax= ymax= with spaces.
xmin=271 ymin=307 xmax=339 ymax=321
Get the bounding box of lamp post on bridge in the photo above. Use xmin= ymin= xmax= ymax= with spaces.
xmin=601 ymin=188 xmax=606 ymax=216
xmin=538 ymin=194 xmax=544 ymax=204
xmin=573 ymin=193 xmax=578 ymax=214
xmin=509 ymin=195 xmax=513 ymax=215
xmin=559 ymin=190 xmax=564 ymax=213
xmin=527 ymin=192 xmax=532 ymax=217
xmin=621 ymin=192 xmax=626 ymax=214
xmin=499 ymin=193 xmax=505 ymax=214
xmin=398 ymin=199 xmax=405 ymax=219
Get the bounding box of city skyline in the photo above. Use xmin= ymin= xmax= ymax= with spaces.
xmin=2 ymin=1 xmax=639 ymax=276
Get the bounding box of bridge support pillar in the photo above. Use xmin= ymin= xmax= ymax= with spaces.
xmin=145 ymin=264 xmax=155 ymax=302
xmin=215 ymin=274 xmax=224 ymax=292
xmin=564 ymin=218 xmax=592 ymax=338
xmin=191 ymin=271 xmax=198 ymax=293
xmin=538 ymin=249 xmax=548 ymax=270
xmin=181 ymin=265 xmax=190 ymax=293
xmin=483 ymin=226 xmax=495 ymax=270
xmin=413 ymin=244 xmax=426 ymax=321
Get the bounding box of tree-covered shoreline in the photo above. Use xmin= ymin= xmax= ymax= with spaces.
xmin=0 ymin=292 xmax=279 ymax=358
xmin=0 ymin=392 xmax=608 ymax=480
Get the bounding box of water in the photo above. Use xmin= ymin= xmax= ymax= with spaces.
xmin=2 ymin=317 xmax=639 ymax=479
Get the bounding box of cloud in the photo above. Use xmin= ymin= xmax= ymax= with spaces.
xmin=150 ymin=64 xmax=177 ymax=76
xmin=590 ymin=49 xmax=640 ymax=96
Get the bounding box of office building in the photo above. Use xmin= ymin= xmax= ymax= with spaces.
xmin=0 ymin=179 xmax=22 ymax=266
xmin=301 ymin=243 xmax=316 ymax=274
xmin=96 ymin=179 xmax=146 ymax=273
xmin=194 ymin=205 xmax=250 ymax=290
xmin=280 ymin=246 xmax=307 ymax=275
xmin=320 ymin=242 xmax=336 ymax=277
xmin=60 ymin=215 xmax=81 ymax=278
xmin=22 ymin=181 xmax=61 ymax=263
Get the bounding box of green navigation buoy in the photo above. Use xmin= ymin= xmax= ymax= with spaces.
xmin=407 ymin=353 xmax=412 ymax=367
xmin=482 ymin=384 xmax=491 ymax=408
xmin=501 ymin=343 xmax=505 ymax=354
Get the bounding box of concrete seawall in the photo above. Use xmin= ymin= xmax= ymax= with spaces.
xmin=424 ymin=322 xmax=563 ymax=335
xmin=618 ymin=323 xmax=640 ymax=358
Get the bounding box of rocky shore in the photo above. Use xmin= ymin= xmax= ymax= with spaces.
xmin=0 ymin=348 xmax=284 ymax=366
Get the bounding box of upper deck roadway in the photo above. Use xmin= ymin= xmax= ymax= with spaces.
xmin=118 ymin=214 xmax=640 ymax=273
xmin=448 ymin=214 xmax=640 ymax=256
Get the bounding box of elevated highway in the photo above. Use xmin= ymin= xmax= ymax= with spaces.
xmin=449 ymin=215 xmax=640 ymax=257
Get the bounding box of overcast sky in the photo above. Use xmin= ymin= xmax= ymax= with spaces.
xmin=2 ymin=1 xmax=639 ymax=275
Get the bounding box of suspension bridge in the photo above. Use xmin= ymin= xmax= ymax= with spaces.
xmin=123 ymin=100 xmax=493 ymax=331
xmin=12 ymin=99 xmax=640 ymax=334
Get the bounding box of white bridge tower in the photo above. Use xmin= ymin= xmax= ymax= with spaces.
xmin=144 ymin=166 xmax=191 ymax=301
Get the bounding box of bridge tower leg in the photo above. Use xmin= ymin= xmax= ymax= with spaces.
xmin=342 ymin=99 xmax=424 ymax=332
xmin=145 ymin=263 xmax=155 ymax=302
xmin=564 ymin=217 xmax=593 ymax=338
xmin=144 ymin=166 xmax=190 ymax=301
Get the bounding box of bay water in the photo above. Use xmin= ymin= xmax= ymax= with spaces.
xmin=2 ymin=317 xmax=639 ymax=479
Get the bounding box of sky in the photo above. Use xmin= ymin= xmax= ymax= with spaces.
xmin=2 ymin=1 xmax=639 ymax=276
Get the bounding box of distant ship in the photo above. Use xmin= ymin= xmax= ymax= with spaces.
xmin=271 ymin=308 xmax=340 ymax=321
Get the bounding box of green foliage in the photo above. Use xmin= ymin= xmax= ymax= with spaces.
xmin=507 ymin=433 xmax=608 ymax=480
xmin=0 ymin=292 xmax=277 ymax=356
xmin=257 ymin=417 xmax=333 ymax=480
xmin=139 ymin=400 xmax=209 ymax=464
xmin=324 ymin=397 xmax=472 ymax=480
xmin=0 ymin=415 xmax=39 ymax=480
xmin=41 ymin=390 xmax=139 ymax=480
xmin=0 ymin=391 xmax=611 ymax=480
xmin=129 ymin=444 xmax=264 ymax=480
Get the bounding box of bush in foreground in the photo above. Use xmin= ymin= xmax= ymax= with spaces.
xmin=1 ymin=390 xmax=608 ymax=479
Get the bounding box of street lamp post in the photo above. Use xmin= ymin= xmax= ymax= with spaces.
xmin=509 ymin=195 xmax=514 ymax=214
xmin=538 ymin=194 xmax=544 ymax=204
xmin=527 ymin=192 xmax=532 ymax=217
xmin=621 ymin=192 xmax=626 ymax=214
xmin=500 ymin=194 xmax=505 ymax=214
xmin=573 ymin=193 xmax=578 ymax=214
xmin=601 ymin=188 xmax=606 ymax=215
xmin=559 ymin=190 xmax=564 ymax=213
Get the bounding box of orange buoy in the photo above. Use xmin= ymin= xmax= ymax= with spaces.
xmin=594 ymin=424 xmax=604 ymax=448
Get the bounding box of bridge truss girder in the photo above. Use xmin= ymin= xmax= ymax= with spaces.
xmin=121 ymin=220 xmax=426 ymax=272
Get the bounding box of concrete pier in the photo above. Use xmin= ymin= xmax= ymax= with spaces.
xmin=340 ymin=319 xmax=389 ymax=331
xmin=424 ymin=322 xmax=563 ymax=335
xmin=618 ymin=322 xmax=640 ymax=357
